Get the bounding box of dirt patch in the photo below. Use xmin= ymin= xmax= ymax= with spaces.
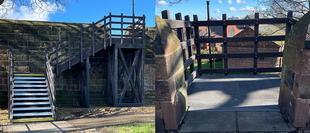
xmin=0 ymin=109 xmax=9 ymax=126
xmin=56 ymin=105 xmax=154 ymax=121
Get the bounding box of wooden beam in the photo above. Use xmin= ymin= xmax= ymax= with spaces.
xmin=81 ymin=57 xmax=90 ymax=108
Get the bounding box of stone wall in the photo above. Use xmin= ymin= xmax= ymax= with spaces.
xmin=279 ymin=12 xmax=310 ymax=129
xmin=155 ymin=15 xmax=187 ymax=132
xmin=0 ymin=19 xmax=156 ymax=107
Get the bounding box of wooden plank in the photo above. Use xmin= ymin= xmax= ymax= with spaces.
xmin=163 ymin=19 xmax=192 ymax=29
xmin=200 ymin=67 xmax=282 ymax=73
xmin=181 ymin=39 xmax=195 ymax=50
xmin=197 ymin=36 xmax=286 ymax=43
xmin=200 ymin=52 xmax=283 ymax=59
xmin=184 ymin=55 xmax=195 ymax=71
xmin=196 ymin=18 xmax=290 ymax=26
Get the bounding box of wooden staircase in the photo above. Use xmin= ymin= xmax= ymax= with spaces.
xmin=8 ymin=13 xmax=146 ymax=123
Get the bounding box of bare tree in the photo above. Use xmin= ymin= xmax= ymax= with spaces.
xmin=0 ymin=0 xmax=75 ymax=18
xmin=256 ymin=0 xmax=309 ymax=19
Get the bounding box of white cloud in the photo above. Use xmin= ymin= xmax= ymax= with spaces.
xmin=157 ymin=0 xmax=168 ymax=6
xmin=219 ymin=0 xmax=223 ymax=4
xmin=228 ymin=0 xmax=232 ymax=4
xmin=0 ymin=0 xmax=61 ymax=21
xmin=237 ymin=0 xmax=246 ymax=4
xmin=215 ymin=9 xmax=221 ymax=13
xmin=239 ymin=6 xmax=267 ymax=13
xmin=230 ymin=7 xmax=237 ymax=11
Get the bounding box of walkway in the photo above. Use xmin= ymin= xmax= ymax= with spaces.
xmin=1 ymin=113 xmax=154 ymax=132
xmin=180 ymin=74 xmax=295 ymax=132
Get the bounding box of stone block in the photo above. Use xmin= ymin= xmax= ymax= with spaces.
xmin=155 ymin=78 xmax=176 ymax=102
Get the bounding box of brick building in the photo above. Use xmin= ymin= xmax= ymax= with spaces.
xmin=199 ymin=25 xmax=241 ymax=52
xmin=227 ymin=25 xmax=285 ymax=69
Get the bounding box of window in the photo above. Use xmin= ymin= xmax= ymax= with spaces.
xmin=229 ymin=27 xmax=235 ymax=37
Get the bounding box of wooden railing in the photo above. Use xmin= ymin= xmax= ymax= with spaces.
xmin=161 ymin=10 xmax=297 ymax=82
xmin=45 ymin=13 xmax=145 ymax=75
xmin=8 ymin=48 xmax=13 ymax=122
xmin=44 ymin=50 xmax=56 ymax=120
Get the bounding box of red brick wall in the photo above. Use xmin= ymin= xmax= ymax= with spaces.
xmin=227 ymin=27 xmax=282 ymax=69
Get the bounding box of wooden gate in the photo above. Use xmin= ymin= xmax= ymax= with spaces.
xmin=161 ymin=10 xmax=297 ymax=86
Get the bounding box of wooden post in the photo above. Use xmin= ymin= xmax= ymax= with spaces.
xmin=104 ymin=16 xmax=107 ymax=49
xmin=113 ymin=46 xmax=118 ymax=106
xmin=161 ymin=10 xmax=170 ymax=19
xmin=185 ymin=15 xmax=194 ymax=73
xmin=81 ymin=57 xmax=90 ymax=108
xmin=253 ymin=13 xmax=259 ymax=75
xmin=286 ymin=11 xmax=293 ymax=35
xmin=92 ymin=22 xmax=95 ymax=56
xmin=121 ymin=13 xmax=124 ymax=44
xmin=141 ymin=14 xmax=146 ymax=104
xmin=222 ymin=14 xmax=228 ymax=75
xmin=193 ymin=15 xmax=202 ymax=76
xmin=109 ymin=13 xmax=112 ymax=46
xmin=175 ymin=12 xmax=188 ymax=80
xmin=132 ymin=14 xmax=135 ymax=44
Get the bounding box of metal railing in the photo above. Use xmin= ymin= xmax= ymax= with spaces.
xmin=44 ymin=50 xmax=56 ymax=120
xmin=8 ymin=48 xmax=14 ymax=122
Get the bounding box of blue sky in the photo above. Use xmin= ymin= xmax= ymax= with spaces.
xmin=50 ymin=0 xmax=155 ymax=26
xmin=0 ymin=0 xmax=155 ymax=26
xmin=155 ymin=0 xmax=265 ymax=20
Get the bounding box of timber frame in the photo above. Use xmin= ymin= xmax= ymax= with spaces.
xmin=45 ymin=13 xmax=146 ymax=107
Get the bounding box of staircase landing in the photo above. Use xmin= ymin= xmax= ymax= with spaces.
xmin=179 ymin=74 xmax=294 ymax=132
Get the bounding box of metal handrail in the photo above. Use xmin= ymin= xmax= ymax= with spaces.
xmin=8 ymin=47 xmax=14 ymax=122
xmin=44 ymin=49 xmax=56 ymax=120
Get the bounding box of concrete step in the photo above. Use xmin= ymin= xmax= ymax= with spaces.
xmin=14 ymin=93 xmax=48 ymax=96
xmin=12 ymin=117 xmax=54 ymax=123
xmin=13 ymin=97 xmax=50 ymax=101
xmin=14 ymin=89 xmax=48 ymax=92
xmin=13 ymin=112 xmax=52 ymax=117
xmin=13 ymin=102 xmax=50 ymax=105
xmin=13 ymin=107 xmax=52 ymax=111
xmin=14 ymin=85 xmax=47 ymax=88
xmin=14 ymin=77 xmax=45 ymax=80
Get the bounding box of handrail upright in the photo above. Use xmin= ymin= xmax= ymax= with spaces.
xmin=109 ymin=13 xmax=112 ymax=46
xmin=8 ymin=48 xmax=14 ymax=123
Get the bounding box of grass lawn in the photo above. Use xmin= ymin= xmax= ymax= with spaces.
xmin=188 ymin=60 xmax=224 ymax=75
xmin=100 ymin=123 xmax=155 ymax=133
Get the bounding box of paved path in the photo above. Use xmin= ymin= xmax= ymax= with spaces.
xmin=180 ymin=74 xmax=295 ymax=132
xmin=1 ymin=113 xmax=154 ymax=132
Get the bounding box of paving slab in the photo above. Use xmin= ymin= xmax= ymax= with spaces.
xmin=188 ymin=74 xmax=281 ymax=111
xmin=3 ymin=121 xmax=78 ymax=133
xmin=238 ymin=111 xmax=290 ymax=132
xmin=179 ymin=111 xmax=236 ymax=132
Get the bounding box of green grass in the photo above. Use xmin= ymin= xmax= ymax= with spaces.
xmin=103 ymin=123 xmax=155 ymax=133
xmin=188 ymin=60 xmax=224 ymax=75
